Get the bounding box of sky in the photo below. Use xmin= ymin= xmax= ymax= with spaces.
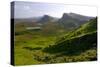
xmin=13 ymin=1 xmax=97 ymax=18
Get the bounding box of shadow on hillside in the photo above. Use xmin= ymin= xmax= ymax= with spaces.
xmin=23 ymin=46 xmax=42 ymax=51
xmin=42 ymin=32 xmax=97 ymax=56
xmin=43 ymin=46 xmax=97 ymax=57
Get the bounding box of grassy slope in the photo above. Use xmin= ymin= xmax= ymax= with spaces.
xmin=14 ymin=22 xmax=67 ymax=65
xmin=42 ymin=18 xmax=97 ymax=63
xmin=57 ymin=17 xmax=97 ymax=42
xmin=15 ymin=34 xmax=57 ymax=65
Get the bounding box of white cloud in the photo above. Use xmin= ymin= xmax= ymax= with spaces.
xmin=23 ymin=5 xmax=31 ymax=10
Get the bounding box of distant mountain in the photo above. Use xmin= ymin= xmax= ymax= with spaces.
xmin=68 ymin=13 xmax=94 ymax=21
xmin=58 ymin=13 xmax=94 ymax=29
xmin=13 ymin=15 xmax=59 ymax=24
xmin=13 ymin=13 xmax=95 ymax=32
xmin=37 ymin=15 xmax=58 ymax=24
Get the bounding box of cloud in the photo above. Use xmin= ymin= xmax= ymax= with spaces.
xmin=23 ymin=5 xmax=31 ymax=10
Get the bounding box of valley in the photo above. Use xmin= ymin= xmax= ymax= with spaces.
xmin=14 ymin=13 xmax=97 ymax=65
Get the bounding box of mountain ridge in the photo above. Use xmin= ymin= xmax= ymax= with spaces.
xmin=58 ymin=13 xmax=94 ymax=29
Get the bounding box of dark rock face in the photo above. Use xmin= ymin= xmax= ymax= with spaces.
xmin=68 ymin=13 xmax=94 ymax=21
xmin=58 ymin=13 xmax=94 ymax=29
xmin=37 ymin=15 xmax=54 ymax=24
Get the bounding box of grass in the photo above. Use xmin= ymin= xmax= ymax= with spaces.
xmin=14 ymin=29 xmax=60 ymax=65
xmin=15 ymin=30 xmax=97 ymax=65
xmin=14 ymin=18 xmax=97 ymax=65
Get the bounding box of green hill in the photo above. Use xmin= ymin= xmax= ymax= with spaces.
xmin=42 ymin=17 xmax=97 ymax=62
xmin=64 ymin=17 xmax=97 ymax=38
xmin=55 ymin=17 xmax=97 ymax=44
